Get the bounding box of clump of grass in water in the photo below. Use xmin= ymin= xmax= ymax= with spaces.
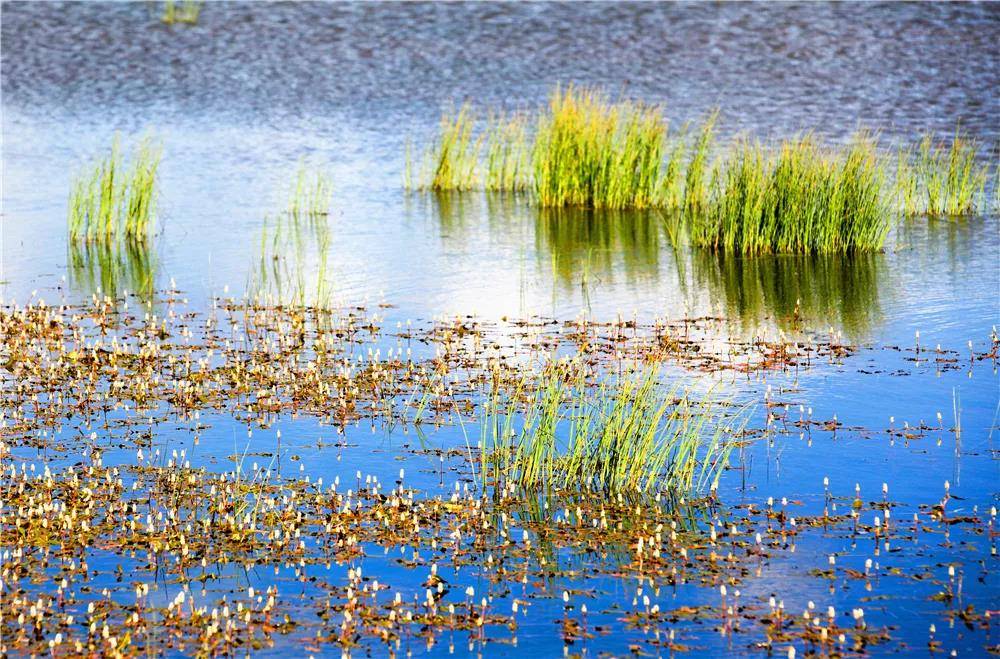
xmin=409 ymin=103 xmax=481 ymax=191
xmin=532 ymin=85 xmax=666 ymax=210
xmin=485 ymin=111 xmax=531 ymax=192
xmin=249 ymin=168 xmax=335 ymax=310
xmin=894 ymin=145 xmax=921 ymax=216
xmin=478 ymin=364 xmax=742 ymax=494
xmin=68 ymin=136 xmax=161 ymax=244
xmin=688 ymin=133 xmax=888 ymax=254
xmin=908 ymin=131 xmax=989 ymax=216
xmin=288 ymin=165 xmax=333 ymax=219
xmin=161 ymin=0 xmax=202 ymax=25
xmin=683 ymin=110 xmax=718 ymax=214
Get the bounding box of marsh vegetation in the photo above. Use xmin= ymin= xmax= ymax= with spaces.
xmin=68 ymin=136 xmax=161 ymax=245
xmin=408 ymin=86 xmax=994 ymax=254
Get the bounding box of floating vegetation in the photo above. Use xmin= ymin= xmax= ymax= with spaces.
xmin=687 ymin=135 xmax=888 ymax=253
xmin=68 ymin=136 xmax=161 ymax=244
xmin=161 ymin=0 xmax=202 ymax=25
xmin=0 ymin=446 xmax=927 ymax=657
xmin=895 ymin=131 xmax=990 ymax=216
xmin=478 ymin=365 xmax=741 ymax=494
xmin=0 ymin=289 xmax=996 ymax=655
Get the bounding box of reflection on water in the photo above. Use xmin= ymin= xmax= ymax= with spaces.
xmin=69 ymin=240 xmax=156 ymax=302
xmin=687 ymin=251 xmax=884 ymax=339
xmin=428 ymin=191 xmax=888 ymax=337
xmin=534 ymin=206 xmax=664 ymax=290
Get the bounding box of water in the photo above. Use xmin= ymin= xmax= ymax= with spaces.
xmin=2 ymin=2 xmax=998 ymax=657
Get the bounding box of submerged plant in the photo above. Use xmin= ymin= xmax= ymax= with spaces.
xmin=479 ymin=364 xmax=742 ymax=494
xmin=68 ymin=136 xmax=161 ymax=244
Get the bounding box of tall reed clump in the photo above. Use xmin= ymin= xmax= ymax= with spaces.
xmin=898 ymin=131 xmax=989 ymax=216
xmin=409 ymin=103 xmax=481 ymax=191
xmin=68 ymin=137 xmax=161 ymax=244
xmin=688 ymin=134 xmax=888 ymax=254
xmin=532 ymin=85 xmax=667 ymax=210
xmin=479 ymin=364 xmax=742 ymax=495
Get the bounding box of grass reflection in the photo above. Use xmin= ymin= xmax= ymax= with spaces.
xmin=69 ymin=239 xmax=156 ymax=302
xmin=689 ymin=251 xmax=883 ymax=338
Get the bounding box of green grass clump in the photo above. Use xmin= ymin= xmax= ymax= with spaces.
xmin=485 ymin=112 xmax=531 ymax=192
xmin=408 ymin=85 xmax=992 ymax=252
xmin=68 ymin=137 xmax=161 ymax=244
xmin=533 ymin=85 xmax=666 ymax=210
xmin=894 ymin=146 xmax=921 ymax=216
xmin=688 ymin=134 xmax=888 ymax=254
xmin=683 ymin=111 xmax=717 ymax=214
xmin=162 ymin=0 xmax=202 ymax=25
xmin=478 ymin=364 xmax=740 ymax=494
xmin=909 ymin=131 xmax=989 ymax=216
xmin=410 ymin=104 xmax=481 ymax=191
xmin=288 ymin=165 xmax=333 ymax=219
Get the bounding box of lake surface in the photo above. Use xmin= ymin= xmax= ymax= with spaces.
xmin=2 ymin=2 xmax=998 ymax=657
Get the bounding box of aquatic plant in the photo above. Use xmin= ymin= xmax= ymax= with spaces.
xmin=658 ymin=135 xmax=689 ymax=211
xmin=411 ymin=103 xmax=481 ymax=191
xmin=687 ymin=134 xmax=888 ymax=253
xmin=68 ymin=137 xmax=161 ymax=244
xmin=248 ymin=212 xmax=333 ymax=310
xmin=911 ymin=131 xmax=988 ymax=216
xmin=478 ymin=364 xmax=740 ymax=494
xmin=161 ymin=0 xmax=202 ymax=25
xmin=682 ymin=110 xmax=718 ymax=214
xmin=534 ymin=205 xmax=663 ymax=288
xmin=532 ymin=85 xmax=666 ymax=209
xmin=893 ymin=146 xmax=921 ymax=216
xmin=689 ymin=250 xmax=883 ymax=339
xmin=288 ymin=164 xmax=333 ymax=218
xmin=485 ymin=111 xmax=531 ymax=192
